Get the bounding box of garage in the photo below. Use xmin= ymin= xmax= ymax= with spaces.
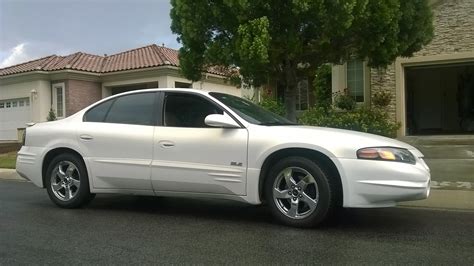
xmin=108 ymin=82 xmax=159 ymax=95
xmin=405 ymin=62 xmax=474 ymax=135
xmin=0 ymin=98 xmax=31 ymax=140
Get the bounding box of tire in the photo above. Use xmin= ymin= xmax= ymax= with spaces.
xmin=45 ymin=153 xmax=95 ymax=208
xmin=264 ymin=156 xmax=336 ymax=228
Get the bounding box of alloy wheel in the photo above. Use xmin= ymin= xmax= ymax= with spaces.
xmin=50 ymin=161 xmax=81 ymax=201
xmin=272 ymin=167 xmax=319 ymax=219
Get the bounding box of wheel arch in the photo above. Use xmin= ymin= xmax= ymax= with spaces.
xmin=258 ymin=147 xmax=344 ymax=206
xmin=42 ymin=147 xmax=86 ymax=188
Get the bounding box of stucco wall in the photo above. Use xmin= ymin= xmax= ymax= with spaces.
xmin=65 ymin=79 xmax=102 ymax=116
xmin=371 ymin=0 xmax=474 ymax=123
xmin=102 ymin=74 xmax=242 ymax=97
xmin=171 ymin=76 xmax=241 ymax=97
xmin=0 ymin=80 xmax=34 ymax=100
xmin=101 ymin=71 xmax=242 ymax=97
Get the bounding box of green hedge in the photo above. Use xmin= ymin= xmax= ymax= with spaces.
xmin=299 ymin=106 xmax=400 ymax=138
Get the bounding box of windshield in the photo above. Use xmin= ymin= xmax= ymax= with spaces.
xmin=210 ymin=92 xmax=296 ymax=125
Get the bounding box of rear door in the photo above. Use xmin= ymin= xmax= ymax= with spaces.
xmin=78 ymin=92 xmax=158 ymax=191
xmin=151 ymin=92 xmax=248 ymax=195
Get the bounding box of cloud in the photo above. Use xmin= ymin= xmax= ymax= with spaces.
xmin=0 ymin=43 xmax=30 ymax=68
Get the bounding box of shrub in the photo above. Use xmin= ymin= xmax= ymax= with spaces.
xmin=372 ymin=90 xmax=392 ymax=108
xmin=333 ymin=89 xmax=356 ymax=111
xmin=47 ymin=109 xmax=57 ymax=121
xmin=299 ymin=106 xmax=400 ymax=138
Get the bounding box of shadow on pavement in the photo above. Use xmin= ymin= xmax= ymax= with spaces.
xmin=84 ymin=194 xmax=435 ymax=231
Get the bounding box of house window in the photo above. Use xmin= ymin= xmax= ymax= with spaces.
xmin=6 ymin=102 xmax=11 ymax=108
xmin=19 ymin=100 xmax=24 ymax=107
xmin=56 ymin=87 xmax=64 ymax=116
xmin=346 ymin=59 xmax=365 ymax=102
xmin=12 ymin=101 xmax=18 ymax=107
xmin=52 ymin=83 xmax=66 ymax=118
xmin=296 ymin=79 xmax=309 ymax=111
xmin=0 ymin=103 xmax=4 ymax=108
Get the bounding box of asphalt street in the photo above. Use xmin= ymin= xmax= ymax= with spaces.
xmin=1 ymin=180 xmax=473 ymax=264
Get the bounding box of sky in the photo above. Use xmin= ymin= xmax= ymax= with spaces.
xmin=0 ymin=0 xmax=180 ymax=68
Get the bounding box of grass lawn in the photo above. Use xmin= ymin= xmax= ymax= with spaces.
xmin=0 ymin=151 xmax=17 ymax=169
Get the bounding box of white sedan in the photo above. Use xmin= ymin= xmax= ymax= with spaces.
xmin=16 ymin=89 xmax=430 ymax=227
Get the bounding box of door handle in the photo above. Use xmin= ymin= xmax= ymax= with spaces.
xmin=79 ymin=134 xmax=94 ymax=141
xmin=158 ymin=140 xmax=175 ymax=148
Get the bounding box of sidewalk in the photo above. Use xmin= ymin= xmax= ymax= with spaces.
xmin=1 ymin=168 xmax=473 ymax=210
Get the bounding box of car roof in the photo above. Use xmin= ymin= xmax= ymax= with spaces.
xmin=114 ymin=88 xmax=212 ymax=97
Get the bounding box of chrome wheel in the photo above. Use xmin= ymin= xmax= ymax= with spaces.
xmin=50 ymin=161 xmax=80 ymax=201
xmin=273 ymin=167 xmax=319 ymax=219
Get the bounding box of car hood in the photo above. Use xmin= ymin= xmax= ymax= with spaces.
xmin=250 ymin=125 xmax=423 ymax=159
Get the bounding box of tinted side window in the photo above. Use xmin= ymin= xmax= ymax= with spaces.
xmin=164 ymin=93 xmax=223 ymax=127
xmin=104 ymin=93 xmax=156 ymax=126
xmin=84 ymin=100 xmax=114 ymax=122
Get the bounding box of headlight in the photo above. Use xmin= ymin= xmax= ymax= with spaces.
xmin=357 ymin=147 xmax=416 ymax=164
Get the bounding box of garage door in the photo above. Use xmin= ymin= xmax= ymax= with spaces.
xmin=0 ymin=98 xmax=31 ymax=140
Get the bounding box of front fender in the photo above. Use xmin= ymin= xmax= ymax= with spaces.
xmin=247 ymin=143 xmax=349 ymax=206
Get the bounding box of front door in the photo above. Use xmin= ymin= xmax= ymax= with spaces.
xmin=151 ymin=92 xmax=248 ymax=195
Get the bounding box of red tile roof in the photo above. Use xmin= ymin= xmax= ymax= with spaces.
xmin=0 ymin=44 xmax=228 ymax=77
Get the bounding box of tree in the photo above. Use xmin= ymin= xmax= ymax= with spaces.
xmin=313 ymin=64 xmax=332 ymax=110
xmin=170 ymin=0 xmax=433 ymax=121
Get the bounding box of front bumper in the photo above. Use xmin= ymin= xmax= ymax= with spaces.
xmin=338 ymin=157 xmax=430 ymax=208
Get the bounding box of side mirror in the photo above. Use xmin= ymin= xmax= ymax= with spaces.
xmin=205 ymin=114 xmax=240 ymax=128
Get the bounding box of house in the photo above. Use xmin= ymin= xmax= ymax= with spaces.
xmin=331 ymin=0 xmax=474 ymax=182
xmin=331 ymin=0 xmax=474 ymax=137
xmin=0 ymin=44 xmax=247 ymax=141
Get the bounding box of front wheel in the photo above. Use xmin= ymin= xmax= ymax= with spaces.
xmin=264 ymin=156 xmax=336 ymax=228
xmin=45 ymin=153 xmax=95 ymax=208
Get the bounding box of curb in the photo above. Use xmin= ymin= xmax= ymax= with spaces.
xmin=1 ymin=168 xmax=473 ymax=211
xmin=0 ymin=168 xmax=23 ymax=181
xmin=398 ymin=189 xmax=474 ymax=211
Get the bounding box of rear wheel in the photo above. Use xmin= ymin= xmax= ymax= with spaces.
xmin=264 ymin=156 xmax=336 ymax=228
xmin=45 ymin=153 xmax=95 ymax=208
